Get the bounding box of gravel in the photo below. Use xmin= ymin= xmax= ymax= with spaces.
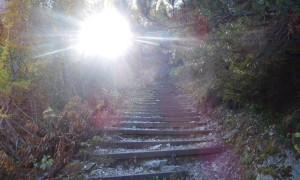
xmin=84 ymin=166 xmax=155 ymax=179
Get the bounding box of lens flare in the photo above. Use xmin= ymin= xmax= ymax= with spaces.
xmin=77 ymin=8 xmax=132 ymax=58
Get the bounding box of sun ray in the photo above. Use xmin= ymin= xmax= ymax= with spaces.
xmin=33 ymin=47 xmax=73 ymax=58
xmin=136 ymin=36 xmax=196 ymax=42
xmin=134 ymin=39 xmax=159 ymax=46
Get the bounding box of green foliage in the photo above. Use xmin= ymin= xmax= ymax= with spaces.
xmin=258 ymin=167 xmax=279 ymax=178
xmin=0 ymin=69 xmax=10 ymax=95
xmin=158 ymin=1 xmax=300 ymax=159
xmin=294 ymin=144 xmax=299 ymax=151
xmin=170 ymin=66 xmax=183 ymax=78
xmin=293 ymin=125 xmax=300 ymax=154
xmin=65 ymin=102 xmax=78 ymax=111
xmin=240 ymin=153 xmax=253 ymax=165
xmin=39 ymin=155 xmax=53 ymax=170
xmin=80 ymin=141 xmax=92 ymax=148
xmin=42 ymin=107 xmax=56 ymax=120
xmin=81 ymin=135 xmax=102 ymax=148
xmin=0 ymin=107 xmax=11 ymax=119
xmin=0 ymin=0 xmax=137 ymax=177
xmin=92 ymin=135 xmax=101 ymax=142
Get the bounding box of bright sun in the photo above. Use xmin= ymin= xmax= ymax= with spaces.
xmin=77 ymin=8 xmax=132 ymax=58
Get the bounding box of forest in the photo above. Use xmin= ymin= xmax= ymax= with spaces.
xmin=0 ymin=0 xmax=299 ymax=179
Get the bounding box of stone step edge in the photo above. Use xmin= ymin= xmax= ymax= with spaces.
xmin=89 ymin=170 xmax=187 ymax=180
xmin=99 ymin=129 xmax=214 ymax=135
xmin=91 ymin=146 xmax=224 ymax=160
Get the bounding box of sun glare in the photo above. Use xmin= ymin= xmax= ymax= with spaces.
xmin=77 ymin=8 xmax=132 ymax=58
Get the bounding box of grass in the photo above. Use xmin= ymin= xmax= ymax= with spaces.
xmin=240 ymin=153 xmax=253 ymax=165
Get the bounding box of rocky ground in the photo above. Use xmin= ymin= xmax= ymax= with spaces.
xmin=217 ymin=106 xmax=300 ymax=179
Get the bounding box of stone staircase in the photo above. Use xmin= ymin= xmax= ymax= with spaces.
xmin=84 ymin=79 xmax=225 ymax=179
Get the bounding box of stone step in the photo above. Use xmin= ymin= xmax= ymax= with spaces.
xmin=118 ymin=109 xmax=196 ymax=114
xmin=120 ymin=115 xmax=200 ymax=118
xmin=129 ymin=97 xmax=187 ymax=101
xmin=113 ymin=117 xmax=201 ymax=122
xmin=119 ymin=112 xmax=199 ymax=117
xmin=99 ymin=129 xmax=213 ymax=135
xmin=121 ymin=107 xmax=194 ymax=112
xmin=92 ymin=146 xmax=223 ymax=160
xmin=114 ymin=122 xmax=206 ymax=128
xmin=125 ymin=104 xmax=191 ymax=108
xmin=130 ymin=96 xmax=185 ymax=99
xmin=130 ymin=100 xmax=187 ymax=104
xmin=91 ymin=171 xmax=187 ymax=180
xmin=98 ymin=139 xmax=209 ymax=148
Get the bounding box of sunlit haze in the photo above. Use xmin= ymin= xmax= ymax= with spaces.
xmin=2 ymin=1 xmax=298 ymax=179
xmin=77 ymin=8 xmax=132 ymax=58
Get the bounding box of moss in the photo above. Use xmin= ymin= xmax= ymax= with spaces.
xmin=261 ymin=140 xmax=278 ymax=156
xmin=256 ymin=140 xmax=279 ymax=163
xmin=258 ymin=167 xmax=279 ymax=178
xmin=225 ymin=116 xmax=240 ymax=127
xmin=257 ymin=153 xmax=267 ymax=163
xmin=245 ymin=170 xmax=256 ymax=180
xmin=235 ymin=135 xmax=246 ymax=154
xmin=275 ymin=134 xmax=293 ymax=149
xmin=258 ymin=140 xmax=278 ymax=161
xmin=280 ymin=165 xmax=292 ymax=177
xmin=240 ymin=153 xmax=253 ymax=165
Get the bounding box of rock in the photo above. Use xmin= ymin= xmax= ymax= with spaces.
xmin=269 ymin=128 xmax=275 ymax=137
xmin=222 ymin=129 xmax=239 ymax=140
xmin=61 ymin=161 xmax=83 ymax=175
xmin=149 ymin=144 xmax=162 ymax=150
xmin=236 ymin=123 xmax=241 ymax=129
xmin=284 ymin=150 xmax=300 ymax=178
xmin=256 ymin=173 xmax=274 ymax=180
xmin=143 ymin=159 xmax=167 ymax=169
xmin=86 ymin=169 xmax=103 ymax=180
xmin=197 ymin=126 xmax=205 ymax=130
xmin=103 ymin=134 xmax=123 ymax=141
xmin=37 ymin=173 xmax=49 ymax=180
xmin=161 ymin=165 xmax=186 ymax=172
xmin=111 ymin=134 xmax=124 ymax=141
xmin=82 ymin=162 xmax=96 ymax=172
xmin=71 ymin=159 xmax=81 ymax=163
